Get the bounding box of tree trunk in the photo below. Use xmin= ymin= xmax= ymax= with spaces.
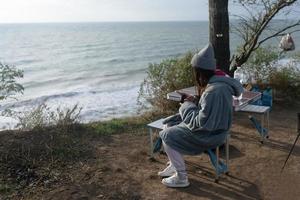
xmin=209 ymin=0 xmax=230 ymax=74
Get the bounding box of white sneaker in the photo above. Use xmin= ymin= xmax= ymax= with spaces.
xmin=161 ymin=173 xmax=190 ymax=188
xmin=158 ymin=164 xmax=176 ymax=177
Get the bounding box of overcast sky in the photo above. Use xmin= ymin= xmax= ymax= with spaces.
xmin=0 ymin=0 xmax=299 ymax=23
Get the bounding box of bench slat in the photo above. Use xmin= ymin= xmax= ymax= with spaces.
xmin=147 ymin=118 xmax=165 ymax=130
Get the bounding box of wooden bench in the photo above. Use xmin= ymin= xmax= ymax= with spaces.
xmin=147 ymin=117 xmax=230 ymax=182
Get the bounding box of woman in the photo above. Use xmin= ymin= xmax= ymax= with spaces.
xmin=158 ymin=44 xmax=243 ymax=188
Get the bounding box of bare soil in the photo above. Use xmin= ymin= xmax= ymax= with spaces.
xmin=1 ymin=103 xmax=300 ymax=200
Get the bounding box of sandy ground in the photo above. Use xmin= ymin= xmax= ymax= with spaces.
xmin=3 ymin=103 xmax=300 ymax=200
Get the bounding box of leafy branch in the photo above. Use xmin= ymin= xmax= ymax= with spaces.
xmin=231 ymin=0 xmax=300 ymax=72
xmin=0 ymin=62 xmax=24 ymax=101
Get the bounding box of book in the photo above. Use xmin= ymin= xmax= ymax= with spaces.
xmin=167 ymin=92 xmax=182 ymax=101
xmin=166 ymin=87 xmax=197 ymax=101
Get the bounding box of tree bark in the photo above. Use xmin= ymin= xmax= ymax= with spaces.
xmin=209 ymin=0 xmax=230 ymax=74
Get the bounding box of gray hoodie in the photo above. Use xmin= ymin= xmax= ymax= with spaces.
xmin=159 ymin=75 xmax=243 ymax=155
xmin=179 ymin=75 xmax=243 ymax=132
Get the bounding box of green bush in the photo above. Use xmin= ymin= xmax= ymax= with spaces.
xmin=138 ymin=52 xmax=195 ymax=113
xmin=89 ymin=119 xmax=128 ymax=135
xmin=87 ymin=112 xmax=161 ymax=136
xmin=138 ymin=47 xmax=300 ymax=110
xmin=52 ymin=104 xmax=82 ymax=132
xmin=241 ymin=46 xmax=280 ymax=85
xmin=292 ymin=51 xmax=300 ymax=60
xmin=241 ymin=47 xmax=300 ymax=101
xmin=3 ymin=103 xmax=82 ymax=131
xmin=269 ymin=62 xmax=300 ymax=101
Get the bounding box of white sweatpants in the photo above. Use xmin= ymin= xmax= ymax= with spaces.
xmin=163 ymin=141 xmax=187 ymax=179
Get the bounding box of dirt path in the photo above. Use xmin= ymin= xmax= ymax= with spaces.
xmin=4 ymin=104 xmax=300 ymax=200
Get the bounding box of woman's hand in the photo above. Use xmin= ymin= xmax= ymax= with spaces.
xmin=184 ymin=95 xmax=196 ymax=102
xmin=176 ymin=91 xmax=199 ymax=104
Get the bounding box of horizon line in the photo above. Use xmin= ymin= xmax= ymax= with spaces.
xmin=0 ymin=17 xmax=292 ymax=25
xmin=0 ymin=20 xmax=211 ymax=25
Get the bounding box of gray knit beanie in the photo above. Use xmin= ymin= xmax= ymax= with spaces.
xmin=191 ymin=44 xmax=216 ymax=71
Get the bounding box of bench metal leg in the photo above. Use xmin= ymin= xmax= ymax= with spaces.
xmin=261 ymin=114 xmax=265 ymax=143
xmin=266 ymin=110 xmax=270 ymax=138
xmin=226 ymin=134 xmax=230 ymax=172
xmin=215 ymin=146 xmax=219 ymax=182
xmin=207 ymin=138 xmax=230 ymax=183
xmin=249 ymin=115 xmax=268 ymax=143
xmin=149 ymin=128 xmax=154 ymax=158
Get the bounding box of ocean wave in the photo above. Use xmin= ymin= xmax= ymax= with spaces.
xmin=1 ymin=91 xmax=80 ymax=109
xmin=23 ymin=77 xmax=67 ymax=89
xmin=1 ymin=81 xmax=141 ymax=110
xmin=70 ymin=43 xmax=103 ymax=49
xmin=87 ymin=67 xmax=146 ymax=82
xmin=67 ymin=43 xmax=186 ymax=66
xmin=143 ymin=52 xmax=183 ymax=61
xmin=68 ymin=46 xmax=112 ymax=57
xmin=93 ymin=52 xmax=183 ymax=66
xmin=0 ymin=84 xmax=141 ymax=129
xmin=0 ymin=59 xmax=41 ymax=67
xmin=80 ymin=54 xmax=104 ymax=60
xmin=69 ymin=43 xmax=112 ymax=52
xmin=107 ymin=57 xmax=136 ymax=63
xmin=22 ymin=67 xmax=144 ymax=93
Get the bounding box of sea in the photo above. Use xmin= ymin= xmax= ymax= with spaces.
xmin=0 ymin=21 xmax=299 ymax=129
